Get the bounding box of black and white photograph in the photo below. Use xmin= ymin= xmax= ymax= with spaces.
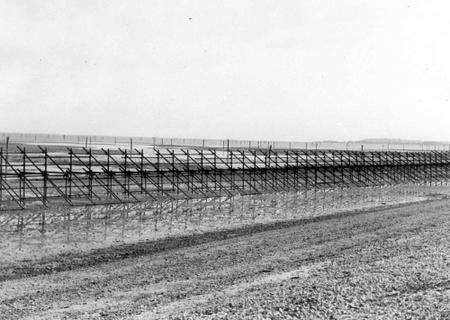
xmin=0 ymin=1 xmax=449 ymax=319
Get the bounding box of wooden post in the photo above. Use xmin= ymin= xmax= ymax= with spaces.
xmin=21 ymin=147 xmax=26 ymax=205
xmin=0 ymin=147 xmax=2 ymax=204
xmin=124 ymin=149 xmax=129 ymax=197
xmin=88 ymin=148 xmax=93 ymax=199
xmin=140 ymin=149 xmax=145 ymax=193
xmin=43 ymin=148 xmax=48 ymax=203
xmin=105 ymin=148 xmax=110 ymax=198
xmin=69 ymin=150 xmax=73 ymax=198
xmin=5 ymin=136 xmax=9 ymax=173
xmin=226 ymin=139 xmax=230 ymax=165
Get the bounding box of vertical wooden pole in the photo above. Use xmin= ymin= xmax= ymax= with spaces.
xmin=171 ymin=150 xmax=175 ymax=193
xmin=88 ymin=148 xmax=93 ymax=199
xmin=107 ymin=149 xmax=111 ymax=198
xmin=124 ymin=149 xmax=129 ymax=197
xmin=186 ymin=149 xmax=191 ymax=192
xmin=0 ymin=147 xmax=2 ymax=204
xmin=43 ymin=148 xmax=48 ymax=203
xmin=200 ymin=149 xmax=204 ymax=193
xmin=68 ymin=150 xmax=73 ymax=198
xmin=156 ymin=149 xmax=161 ymax=195
xmin=140 ymin=149 xmax=144 ymax=194
xmin=21 ymin=147 xmax=26 ymax=205
xmin=5 ymin=136 xmax=9 ymax=177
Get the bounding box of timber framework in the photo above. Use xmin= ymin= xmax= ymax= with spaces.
xmin=0 ymin=146 xmax=449 ymax=211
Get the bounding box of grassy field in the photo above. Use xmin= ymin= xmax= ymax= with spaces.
xmin=0 ymin=194 xmax=449 ymax=319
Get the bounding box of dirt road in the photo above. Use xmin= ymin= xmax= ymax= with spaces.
xmin=1 ymin=199 xmax=449 ymax=319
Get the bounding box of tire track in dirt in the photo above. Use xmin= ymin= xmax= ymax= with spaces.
xmin=0 ymin=197 xmax=443 ymax=282
xmin=0 ymin=197 xmax=448 ymax=319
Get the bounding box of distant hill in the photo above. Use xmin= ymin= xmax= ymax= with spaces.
xmin=355 ymin=138 xmax=449 ymax=145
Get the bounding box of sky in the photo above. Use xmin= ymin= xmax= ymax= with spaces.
xmin=1 ymin=0 xmax=449 ymax=142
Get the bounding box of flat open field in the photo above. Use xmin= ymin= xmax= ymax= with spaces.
xmin=0 ymin=194 xmax=449 ymax=319
xmin=0 ymin=184 xmax=446 ymax=265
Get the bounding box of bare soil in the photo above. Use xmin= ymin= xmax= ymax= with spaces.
xmin=1 ymin=184 xmax=444 ymax=265
xmin=0 ymin=198 xmax=449 ymax=319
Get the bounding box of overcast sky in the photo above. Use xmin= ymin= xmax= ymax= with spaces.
xmin=1 ymin=0 xmax=449 ymax=141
